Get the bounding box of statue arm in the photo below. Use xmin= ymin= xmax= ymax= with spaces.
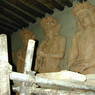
xmin=35 ymin=47 xmax=44 ymax=71
xmin=68 ymin=36 xmax=79 ymax=68
xmin=38 ymin=39 xmax=66 ymax=58
xmin=58 ymin=37 xmax=66 ymax=58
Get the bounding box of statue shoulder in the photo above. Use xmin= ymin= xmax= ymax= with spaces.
xmin=37 ymin=41 xmax=46 ymax=52
xmin=58 ymin=35 xmax=66 ymax=43
xmin=73 ymin=32 xmax=81 ymax=40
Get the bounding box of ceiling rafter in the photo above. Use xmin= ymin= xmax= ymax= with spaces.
xmin=1 ymin=0 xmax=36 ymax=23
xmin=55 ymin=0 xmax=73 ymax=7
xmin=4 ymin=0 xmax=35 ymax=20
xmin=21 ymin=0 xmax=45 ymax=14
xmin=20 ymin=0 xmax=45 ymax=17
xmin=0 ymin=26 xmax=14 ymax=34
xmin=7 ymin=0 xmax=45 ymax=18
xmin=18 ymin=0 xmax=45 ymax=18
xmin=0 ymin=4 xmax=28 ymax=24
xmin=51 ymin=0 xmax=64 ymax=10
xmin=28 ymin=0 xmax=54 ymax=14
xmin=1 ymin=7 xmax=29 ymax=24
xmin=37 ymin=0 xmax=55 ymax=9
xmin=0 ymin=14 xmax=21 ymax=28
xmin=0 ymin=0 xmax=76 ymax=34
xmin=36 ymin=0 xmax=54 ymax=14
xmin=0 ymin=6 xmax=28 ymax=27
xmin=0 ymin=21 xmax=17 ymax=30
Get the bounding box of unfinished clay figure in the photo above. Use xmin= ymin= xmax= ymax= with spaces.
xmin=69 ymin=2 xmax=95 ymax=74
xmin=35 ymin=16 xmax=66 ymax=73
xmin=16 ymin=28 xmax=36 ymax=73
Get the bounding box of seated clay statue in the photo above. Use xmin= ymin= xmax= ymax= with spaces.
xmin=69 ymin=2 xmax=95 ymax=74
xmin=16 ymin=28 xmax=36 ymax=73
xmin=35 ymin=16 xmax=66 ymax=73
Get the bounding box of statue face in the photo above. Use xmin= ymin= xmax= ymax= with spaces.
xmin=41 ymin=16 xmax=61 ymax=39
xmin=41 ymin=16 xmax=58 ymax=31
xmin=78 ymin=11 xmax=94 ymax=28
xmin=45 ymin=24 xmax=60 ymax=39
xmin=43 ymin=20 xmax=57 ymax=30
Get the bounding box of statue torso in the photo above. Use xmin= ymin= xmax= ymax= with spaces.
xmin=70 ymin=28 xmax=95 ymax=74
xmin=35 ymin=35 xmax=66 ymax=73
xmin=78 ymin=29 xmax=95 ymax=61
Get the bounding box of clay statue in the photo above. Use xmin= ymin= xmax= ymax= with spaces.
xmin=16 ymin=28 xmax=36 ymax=73
xmin=20 ymin=28 xmax=36 ymax=47
xmin=35 ymin=16 xmax=66 ymax=73
xmin=69 ymin=2 xmax=95 ymax=74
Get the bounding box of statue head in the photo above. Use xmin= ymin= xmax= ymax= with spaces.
xmin=73 ymin=2 xmax=95 ymax=29
xmin=40 ymin=16 xmax=60 ymax=39
xmin=40 ymin=16 xmax=58 ymax=30
xmin=19 ymin=28 xmax=36 ymax=46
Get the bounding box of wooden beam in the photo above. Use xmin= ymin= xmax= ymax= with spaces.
xmin=57 ymin=0 xmax=72 ymax=7
xmin=7 ymin=0 xmax=53 ymax=14
xmin=64 ymin=0 xmax=73 ymax=7
xmin=0 ymin=6 xmax=28 ymax=24
xmin=0 ymin=14 xmax=21 ymax=28
xmin=51 ymin=0 xmax=64 ymax=10
xmin=0 ymin=26 xmax=14 ymax=34
xmin=37 ymin=0 xmax=64 ymax=11
xmin=3 ymin=0 xmax=36 ymax=23
xmin=21 ymin=0 xmax=45 ymax=14
xmin=36 ymin=0 xmax=55 ymax=9
xmin=15 ymin=0 xmax=44 ymax=18
xmin=6 ymin=0 xmax=44 ymax=18
xmin=0 ymin=6 xmax=28 ymax=27
xmin=2 ymin=2 xmax=36 ymax=23
xmin=0 ymin=21 xmax=17 ymax=30
xmin=36 ymin=0 xmax=54 ymax=14
xmin=19 ymin=0 xmax=45 ymax=18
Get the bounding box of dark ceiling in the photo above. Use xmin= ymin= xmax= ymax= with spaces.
xmin=0 ymin=0 xmax=87 ymax=34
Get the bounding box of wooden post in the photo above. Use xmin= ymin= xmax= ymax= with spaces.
xmin=24 ymin=40 xmax=35 ymax=73
xmin=0 ymin=34 xmax=12 ymax=95
xmin=20 ymin=40 xmax=35 ymax=95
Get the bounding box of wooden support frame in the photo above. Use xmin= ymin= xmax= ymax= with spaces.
xmin=0 ymin=34 xmax=11 ymax=95
xmin=1 ymin=34 xmax=95 ymax=95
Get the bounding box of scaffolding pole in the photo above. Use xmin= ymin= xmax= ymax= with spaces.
xmin=0 ymin=34 xmax=12 ymax=95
